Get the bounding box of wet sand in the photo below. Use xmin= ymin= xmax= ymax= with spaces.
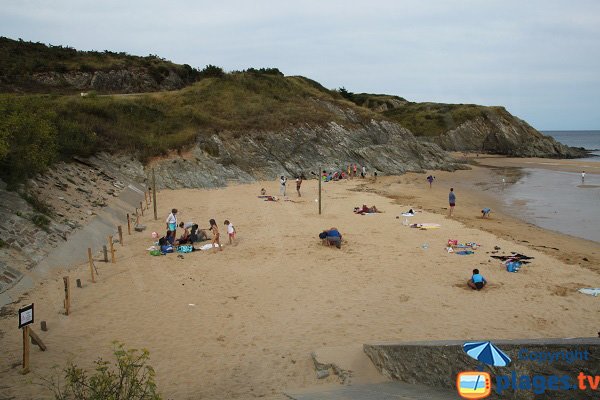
xmin=0 ymin=162 xmax=599 ymax=400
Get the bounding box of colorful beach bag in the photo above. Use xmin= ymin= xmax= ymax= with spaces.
xmin=177 ymin=245 xmax=194 ymax=253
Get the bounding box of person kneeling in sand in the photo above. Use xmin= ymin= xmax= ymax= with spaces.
xmin=319 ymin=227 xmax=342 ymax=249
xmin=468 ymin=269 xmax=487 ymax=290
xmin=481 ymin=208 xmax=492 ymax=218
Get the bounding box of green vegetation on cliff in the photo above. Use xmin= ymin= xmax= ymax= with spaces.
xmin=0 ymin=72 xmax=368 ymax=186
xmin=0 ymin=36 xmax=200 ymax=92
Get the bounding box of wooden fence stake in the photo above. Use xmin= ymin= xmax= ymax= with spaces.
xmin=88 ymin=248 xmax=96 ymax=283
xmin=108 ymin=236 xmax=115 ymax=263
xmin=152 ymin=169 xmax=157 ymax=220
xmin=140 ymin=201 xmax=144 ymax=216
xmin=102 ymin=245 xmax=108 ymax=262
xmin=76 ymin=279 xmax=82 ymax=288
xmin=40 ymin=321 xmax=47 ymax=331
xmin=29 ymin=329 xmax=47 ymax=351
xmin=22 ymin=325 xmax=30 ymax=374
xmin=118 ymin=226 xmax=123 ymax=246
xmin=127 ymin=213 xmax=131 ymax=235
xmin=63 ymin=276 xmax=70 ymax=316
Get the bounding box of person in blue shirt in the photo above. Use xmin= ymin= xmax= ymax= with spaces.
xmin=481 ymin=208 xmax=491 ymax=218
xmin=468 ymin=269 xmax=487 ymax=290
xmin=448 ymin=188 xmax=456 ymax=217
xmin=320 ymin=227 xmax=342 ymax=249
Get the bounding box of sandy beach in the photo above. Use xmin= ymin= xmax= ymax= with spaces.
xmin=1 ymin=159 xmax=599 ymax=400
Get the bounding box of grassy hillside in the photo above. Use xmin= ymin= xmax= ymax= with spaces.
xmin=0 ymin=37 xmax=200 ymax=92
xmin=0 ymin=72 xmax=372 ymax=186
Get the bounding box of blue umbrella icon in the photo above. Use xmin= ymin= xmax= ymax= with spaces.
xmin=463 ymin=341 xmax=511 ymax=367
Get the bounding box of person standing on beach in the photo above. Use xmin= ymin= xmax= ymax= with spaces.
xmin=448 ymin=188 xmax=456 ymax=217
xmin=427 ymin=175 xmax=434 ymax=188
xmin=224 ymin=220 xmax=236 ymax=245
xmin=296 ymin=176 xmax=302 ymax=197
xmin=361 ymin=165 xmax=366 ymax=178
xmin=166 ymin=208 xmax=178 ymax=237
xmin=347 ymin=165 xmax=351 ymax=179
xmin=582 ymin=171 xmax=586 ymax=183
xmin=209 ymin=219 xmax=222 ymax=252
xmin=279 ymin=175 xmax=287 ymax=197
xmin=353 ymin=164 xmax=357 ymax=178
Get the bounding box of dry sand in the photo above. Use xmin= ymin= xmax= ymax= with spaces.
xmin=1 ymin=163 xmax=599 ymax=399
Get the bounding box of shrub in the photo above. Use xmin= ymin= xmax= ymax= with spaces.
xmin=20 ymin=191 xmax=53 ymax=216
xmin=198 ymin=64 xmax=225 ymax=79
xmin=45 ymin=342 xmax=161 ymax=400
xmin=30 ymin=214 xmax=51 ymax=231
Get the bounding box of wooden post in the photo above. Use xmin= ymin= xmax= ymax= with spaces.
xmin=22 ymin=325 xmax=30 ymax=374
xmin=127 ymin=213 xmax=131 ymax=235
xmin=118 ymin=226 xmax=123 ymax=246
xmin=318 ymin=166 xmax=322 ymax=215
xmin=152 ymin=168 xmax=157 ymax=220
xmin=41 ymin=321 xmax=47 ymax=331
xmin=63 ymin=276 xmax=70 ymax=316
xmin=145 ymin=191 xmax=149 ymax=207
xmin=108 ymin=236 xmax=115 ymax=263
xmin=102 ymin=245 xmax=108 ymax=262
xmin=87 ymin=248 xmax=95 ymax=283
xmin=29 ymin=329 xmax=47 ymax=351
xmin=76 ymin=279 xmax=82 ymax=288
xmin=140 ymin=201 xmax=144 ymax=216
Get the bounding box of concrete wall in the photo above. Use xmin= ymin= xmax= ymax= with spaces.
xmin=364 ymin=338 xmax=600 ymax=399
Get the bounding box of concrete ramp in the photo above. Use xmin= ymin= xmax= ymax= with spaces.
xmin=284 ymin=382 xmax=455 ymax=399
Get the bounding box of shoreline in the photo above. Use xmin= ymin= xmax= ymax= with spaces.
xmin=0 ymin=158 xmax=599 ymax=400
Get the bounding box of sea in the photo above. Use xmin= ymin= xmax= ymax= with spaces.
xmin=500 ymin=130 xmax=600 ymax=242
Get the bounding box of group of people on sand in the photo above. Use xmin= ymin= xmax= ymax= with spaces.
xmin=163 ymin=208 xmax=236 ymax=253
xmin=322 ymin=164 xmax=375 ymax=182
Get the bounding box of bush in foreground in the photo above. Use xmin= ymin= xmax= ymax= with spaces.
xmin=45 ymin=342 xmax=161 ymax=400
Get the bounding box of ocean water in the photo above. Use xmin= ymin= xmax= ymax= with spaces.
xmin=501 ymin=169 xmax=600 ymax=242
xmin=543 ymin=130 xmax=600 ymax=160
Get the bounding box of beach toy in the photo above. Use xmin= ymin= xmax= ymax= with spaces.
xmin=151 ymin=231 xmax=158 ymax=239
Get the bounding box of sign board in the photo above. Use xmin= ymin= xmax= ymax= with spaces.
xmin=18 ymin=303 xmax=34 ymax=329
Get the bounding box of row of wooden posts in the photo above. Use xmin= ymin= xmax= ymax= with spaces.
xmin=22 ymin=181 xmax=158 ymax=374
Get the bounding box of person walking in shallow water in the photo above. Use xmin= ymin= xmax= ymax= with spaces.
xmin=582 ymin=170 xmax=586 ymax=183
xmin=448 ymin=188 xmax=456 ymax=217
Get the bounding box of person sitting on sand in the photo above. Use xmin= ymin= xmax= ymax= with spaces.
xmin=354 ymin=204 xmax=381 ymax=214
xmin=177 ymin=221 xmax=199 ymax=244
xmin=468 ymin=269 xmax=487 ymax=291
xmin=260 ymin=188 xmax=267 ymax=196
xmin=320 ymin=227 xmax=342 ymax=249
xmin=481 ymin=208 xmax=492 ymax=218
xmin=166 ymin=230 xmax=176 ymax=245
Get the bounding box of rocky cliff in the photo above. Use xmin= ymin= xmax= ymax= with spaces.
xmin=430 ymin=111 xmax=586 ymax=158
xmin=29 ymin=68 xmax=186 ymax=93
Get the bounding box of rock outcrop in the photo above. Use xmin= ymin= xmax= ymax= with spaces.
xmin=30 ymin=68 xmax=186 ymax=93
xmin=148 ymin=120 xmax=466 ymax=189
xmin=428 ymin=112 xmax=586 ymax=158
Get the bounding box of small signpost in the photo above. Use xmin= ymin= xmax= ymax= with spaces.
xmin=140 ymin=201 xmax=144 ymax=216
xmin=18 ymin=304 xmax=34 ymax=374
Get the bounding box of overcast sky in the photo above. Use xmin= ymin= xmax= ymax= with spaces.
xmin=2 ymin=0 xmax=599 ymax=129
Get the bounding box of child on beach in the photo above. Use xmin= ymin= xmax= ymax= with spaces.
xmin=296 ymin=176 xmax=302 ymax=197
xmin=209 ymin=219 xmax=222 ymax=252
xmin=166 ymin=209 xmax=178 ymax=236
xmin=224 ymin=220 xmax=236 ymax=244
xmin=468 ymin=269 xmax=487 ymax=290
xmin=481 ymin=208 xmax=491 ymax=218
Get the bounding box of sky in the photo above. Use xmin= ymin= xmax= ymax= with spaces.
xmin=1 ymin=0 xmax=599 ymax=130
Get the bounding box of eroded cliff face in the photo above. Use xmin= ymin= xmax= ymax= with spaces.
xmin=148 ymin=120 xmax=465 ymax=189
xmin=432 ymin=113 xmax=586 ymax=158
xmin=30 ymin=68 xmax=185 ymax=93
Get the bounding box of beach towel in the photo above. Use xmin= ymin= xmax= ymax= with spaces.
xmin=578 ymin=288 xmax=600 ymax=297
xmin=199 ymin=243 xmax=220 ymax=251
xmin=401 ymin=212 xmax=415 ymax=217
xmin=456 ymin=250 xmax=474 ymax=255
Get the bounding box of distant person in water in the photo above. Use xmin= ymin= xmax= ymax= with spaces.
xmin=448 ymin=188 xmax=456 ymax=217
xmin=468 ymin=269 xmax=487 ymax=290
xmin=582 ymin=171 xmax=585 ymax=183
